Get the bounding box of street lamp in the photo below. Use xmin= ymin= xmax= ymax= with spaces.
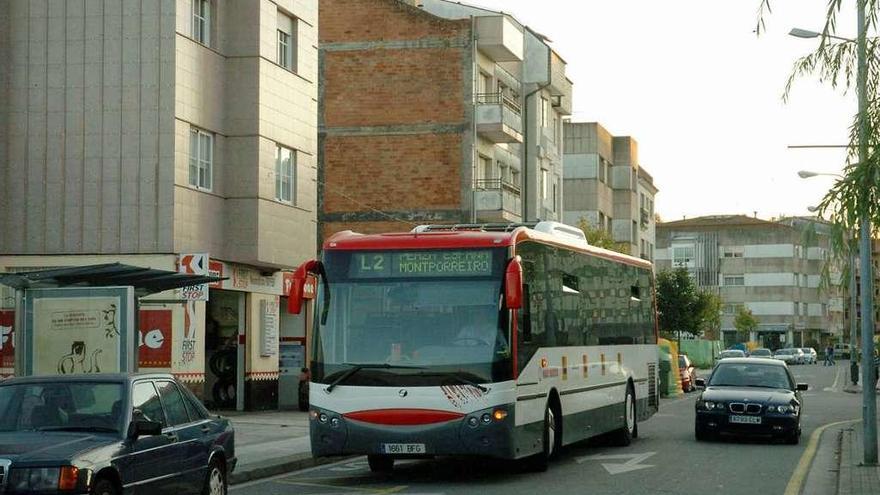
xmin=794 ymin=11 xmax=877 ymax=465
xmin=788 ymin=28 xmax=854 ymax=42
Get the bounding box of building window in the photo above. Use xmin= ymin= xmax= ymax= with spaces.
xmin=541 ymin=97 xmax=549 ymax=128
xmin=672 ymin=245 xmax=695 ymax=266
xmin=723 ymin=246 xmax=744 ymax=258
xmin=794 ymin=302 xmax=799 ymax=316
xmin=192 ymin=0 xmax=212 ymax=46
xmin=275 ymin=145 xmax=295 ymax=203
xmin=723 ymin=275 xmax=745 ymax=286
xmin=277 ymin=11 xmax=297 ymax=71
xmin=552 ymin=180 xmax=558 ymax=212
xmin=477 ymin=155 xmax=493 ymax=183
xmin=723 ymin=303 xmax=744 ymax=315
xmin=541 ymin=169 xmax=548 ymax=199
xmin=189 ymin=128 xmax=213 ymax=191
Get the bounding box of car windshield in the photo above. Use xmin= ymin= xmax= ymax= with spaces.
xmin=721 ymin=350 xmax=744 ymax=358
xmin=751 ymin=349 xmax=772 ymax=357
xmin=312 ymin=249 xmax=512 ymax=386
xmin=776 ymin=349 xmax=791 ymax=355
xmin=0 ymin=382 xmax=124 ymax=433
xmin=708 ymin=363 xmax=793 ymax=389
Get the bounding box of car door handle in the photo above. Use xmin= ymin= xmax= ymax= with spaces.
xmin=165 ymin=433 xmax=178 ymax=442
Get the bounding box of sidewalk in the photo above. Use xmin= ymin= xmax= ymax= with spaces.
xmin=837 ymin=422 xmax=880 ymax=494
xmin=216 ymin=409 xmax=340 ymax=485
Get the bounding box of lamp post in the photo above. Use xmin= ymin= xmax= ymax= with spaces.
xmin=793 ymin=4 xmax=877 ymax=462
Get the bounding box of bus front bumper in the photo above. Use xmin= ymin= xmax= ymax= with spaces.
xmin=309 ymin=404 xmax=516 ymax=459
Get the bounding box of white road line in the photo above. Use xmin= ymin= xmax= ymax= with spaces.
xmin=823 ymin=365 xmax=842 ymax=392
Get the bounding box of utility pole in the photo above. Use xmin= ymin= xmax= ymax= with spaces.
xmin=856 ymin=0 xmax=878 ymax=465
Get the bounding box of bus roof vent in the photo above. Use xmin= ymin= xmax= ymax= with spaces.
xmin=533 ymin=221 xmax=589 ymax=246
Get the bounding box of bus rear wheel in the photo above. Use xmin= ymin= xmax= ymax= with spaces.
xmin=367 ymin=455 xmax=394 ymax=473
xmin=611 ymin=385 xmax=636 ymax=446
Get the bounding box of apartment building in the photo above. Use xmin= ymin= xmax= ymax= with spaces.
xmin=655 ymin=215 xmax=844 ymax=349
xmin=562 ymin=122 xmax=658 ymax=260
xmin=319 ymin=0 xmax=572 ymax=241
xmin=851 ymin=238 xmax=880 ymax=342
xmin=0 ymin=0 xmax=318 ymax=410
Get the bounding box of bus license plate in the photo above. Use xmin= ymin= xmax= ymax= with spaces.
xmin=729 ymin=415 xmax=761 ymax=425
xmin=382 ymin=443 xmax=426 ymax=454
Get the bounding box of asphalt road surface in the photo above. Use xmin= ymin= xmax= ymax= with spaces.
xmin=232 ymin=362 xmax=861 ymax=495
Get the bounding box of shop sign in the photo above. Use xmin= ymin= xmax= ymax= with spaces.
xmin=0 ymin=311 xmax=14 ymax=369
xmin=208 ymin=260 xmax=224 ymax=289
xmin=178 ymin=253 xmax=209 ymax=301
xmin=304 ymin=275 xmax=317 ymax=299
xmin=282 ymin=272 xmax=294 ymax=296
xmin=260 ymin=300 xmax=279 ymax=357
xmin=138 ymin=310 xmax=172 ymax=368
xmin=279 ymin=342 xmax=305 ymax=375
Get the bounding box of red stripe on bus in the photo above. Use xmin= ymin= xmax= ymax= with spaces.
xmin=343 ymin=409 xmax=465 ymax=425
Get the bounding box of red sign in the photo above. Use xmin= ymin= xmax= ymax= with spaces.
xmin=0 ymin=311 xmax=14 ymax=369
xmin=282 ymin=272 xmax=294 ymax=296
xmin=139 ymin=310 xmax=172 ymax=368
xmin=209 ymin=260 xmax=224 ymax=289
xmin=304 ymin=275 xmax=317 ymax=299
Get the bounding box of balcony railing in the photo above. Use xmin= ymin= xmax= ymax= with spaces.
xmin=475 ymin=92 xmax=522 ymax=115
xmin=474 ymin=178 xmax=521 ymax=194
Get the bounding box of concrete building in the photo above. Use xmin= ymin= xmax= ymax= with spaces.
xmin=562 ymin=122 xmax=657 ymax=260
xmin=850 ymin=238 xmax=880 ymax=343
xmin=318 ymin=0 xmax=572 ymax=241
xmin=0 ymin=0 xmax=318 ymax=410
xmin=655 ymin=215 xmax=844 ymax=349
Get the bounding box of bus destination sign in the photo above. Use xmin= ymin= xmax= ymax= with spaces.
xmin=350 ymin=250 xmax=493 ymax=278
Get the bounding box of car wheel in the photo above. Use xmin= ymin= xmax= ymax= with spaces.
xmin=786 ymin=428 xmax=801 ymax=445
xmin=91 ymin=477 xmax=118 ymax=495
xmin=611 ymin=385 xmax=636 ymax=446
xmin=367 ymin=455 xmax=394 ymax=473
xmin=203 ymin=458 xmax=227 ymax=495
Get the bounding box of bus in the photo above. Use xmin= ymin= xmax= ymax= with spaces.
xmin=287 ymin=221 xmax=659 ymax=472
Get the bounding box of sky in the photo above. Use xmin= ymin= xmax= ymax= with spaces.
xmin=471 ymin=0 xmax=857 ymax=222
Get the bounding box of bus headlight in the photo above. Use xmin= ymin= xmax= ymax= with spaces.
xmin=481 ymin=413 xmax=492 ymax=424
xmin=319 ymin=413 xmax=329 ymax=423
xmin=492 ymin=409 xmax=508 ymax=421
xmin=468 ymin=417 xmax=479 ymax=428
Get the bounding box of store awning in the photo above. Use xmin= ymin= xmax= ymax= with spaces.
xmin=0 ymin=263 xmax=225 ymax=298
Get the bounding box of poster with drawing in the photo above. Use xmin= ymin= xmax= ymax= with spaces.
xmin=24 ymin=287 xmax=135 ymax=376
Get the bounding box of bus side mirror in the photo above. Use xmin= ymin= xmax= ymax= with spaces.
xmin=505 ymin=257 xmax=523 ymax=309
xmin=288 ymin=259 xmax=319 ymax=314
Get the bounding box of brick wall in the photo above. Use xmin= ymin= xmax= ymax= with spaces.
xmin=320 ymin=0 xmax=468 ymax=43
xmin=320 ymin=0 xmax=472 ymax=240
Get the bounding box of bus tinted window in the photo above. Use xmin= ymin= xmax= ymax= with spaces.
xmin=516 ymin=241 xmax=656 ymax=372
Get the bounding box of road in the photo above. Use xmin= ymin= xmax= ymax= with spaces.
xmin=232 ymin=362 xmax=861 ymax=495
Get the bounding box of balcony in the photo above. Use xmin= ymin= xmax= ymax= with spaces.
xmin=548 ymin=51 xmax=572 ymax=116
xmin=474 ymin=178 xmax=522 ymax=222
xmin=475 ymin=15 xmax=524 ymax=62
xmin=493 ymin=144 xmax=521 ymax=169
xmin=475 ymin=92 xmax=523 ymax=143
xmin=640 ymin=208 xmax=650 ymax=230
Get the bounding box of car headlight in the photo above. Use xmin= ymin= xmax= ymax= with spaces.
xmin=9 ymin=466 xmax=79 ymax=491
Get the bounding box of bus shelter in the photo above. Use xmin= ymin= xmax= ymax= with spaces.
xmin=0 ymin=263 xmax=223 ymax=377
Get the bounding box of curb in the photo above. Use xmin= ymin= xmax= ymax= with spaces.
xmin=229 ymin=454 xmax=354 ymax=485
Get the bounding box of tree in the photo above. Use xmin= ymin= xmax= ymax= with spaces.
xmin=757 ymin=1 xmax=880 ymax=308
xmin=696 ymin=291 xmax=723 ymax=340
xmin=734 ymin=307 xmax=759 ymax=343
xmin=577 ymin=217 xmax=630 ymax=255
xmin=656 ymin=267 xmax=715 ymax=339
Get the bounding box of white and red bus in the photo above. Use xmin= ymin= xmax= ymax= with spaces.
xmin=287 ymin=221 xmax=659 ymax=471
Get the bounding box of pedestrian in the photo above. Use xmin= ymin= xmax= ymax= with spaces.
xmin=824 ymin=345 xmax=835 ymax=366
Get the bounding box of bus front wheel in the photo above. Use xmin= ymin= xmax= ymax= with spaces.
xmin=523 ymin=403 xmax=557 ymax=472
xmin=367 ymin=455 xmax=394 ymax=473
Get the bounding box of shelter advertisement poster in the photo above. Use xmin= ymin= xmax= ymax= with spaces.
xmin=0 ymin=310 xmax=14 ymax=368
xmin=138 ymin=310 xmax=172 ymax=368
xmin=23 ymin=287 xmax=134 ymax=376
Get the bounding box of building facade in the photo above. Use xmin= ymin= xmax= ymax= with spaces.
xmin=318 ymin=0 xmax=572 ymax=241
xmin=0 ymin=0 xmax=318 ymax=410
xmin=562 ymin=122 xmax=657 ymax=260
xmin=655 ymin=215 xmax=844 ymax=349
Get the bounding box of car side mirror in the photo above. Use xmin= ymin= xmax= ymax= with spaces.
xmin=695 ymin=378 xmax=705 ymax=388
xmin=796 ymin=383 xmax=809 ymax=391
xmin=128 ymin=410 xmax=162 ymax=440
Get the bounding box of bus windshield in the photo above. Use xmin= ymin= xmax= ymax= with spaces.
xmin=311 ymin=248 xmax=512 ymax=387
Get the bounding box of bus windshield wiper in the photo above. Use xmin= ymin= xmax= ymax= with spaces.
xmin=324 ymin=363 xmax=425 ymax=393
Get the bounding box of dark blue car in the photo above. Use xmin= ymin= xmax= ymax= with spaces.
xmin=0 ymin=373 xmax=235 ymax=494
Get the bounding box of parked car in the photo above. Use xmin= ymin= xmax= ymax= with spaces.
xmin=694 ymin=358 xmax=807 ymax=444
xmin=0 ymin=373 xmax=235 ymax=495
xmin=750 ymin=348 xmax=773 ymax=359
xmin=833 ymin=343 xmax=853 ymax=359
xmin=679 ymin=354 xmax=697 ymax=392
xmin=718 ymin=349 xmax=746 ymax=360
xmin=799 ymin=348 xmax=818 ymax=364
xmin=775 ymin=348 xmax=805 ymax=365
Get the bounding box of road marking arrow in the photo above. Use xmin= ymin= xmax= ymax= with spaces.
xmin=576 ymin=451 xmax=656 ymax=474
